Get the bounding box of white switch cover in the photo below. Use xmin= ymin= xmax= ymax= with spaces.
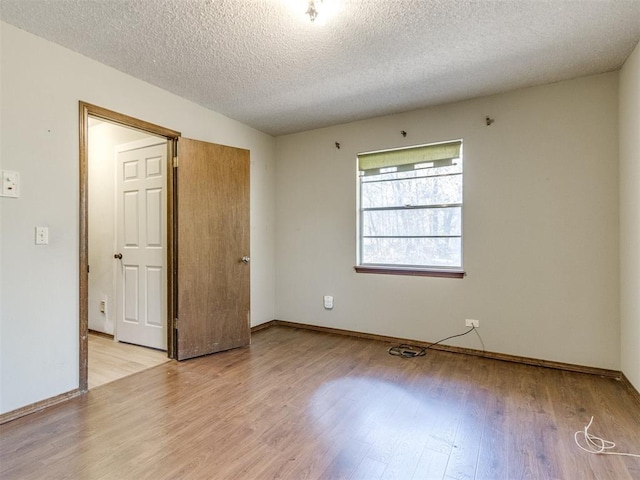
xmin=35 ymin=227 xmax=49 ymax=245
xmin=1 ymin=171 xmax=19 ymax=197
xmin=323 ymin=295 xmax=334 ymax=309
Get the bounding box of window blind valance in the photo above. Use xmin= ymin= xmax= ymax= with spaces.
xmin=358 ymin=140 xmax=462 ymax=172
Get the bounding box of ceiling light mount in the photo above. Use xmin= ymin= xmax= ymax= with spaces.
xmin=306 ymin=0 xmax=322 ymax=22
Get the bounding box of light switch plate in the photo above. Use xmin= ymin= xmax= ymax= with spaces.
xmin=35 ymin=227 xmax=49 ymax=245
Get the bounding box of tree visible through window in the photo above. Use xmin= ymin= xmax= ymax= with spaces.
xmin=357 ymin=140 xmax=463 ymax=271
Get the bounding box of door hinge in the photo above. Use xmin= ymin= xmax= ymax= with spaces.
xmin=173 ymin=157 xmax=178 ymax=168
xmin=174 ymin=318 xmax=178 ymax=330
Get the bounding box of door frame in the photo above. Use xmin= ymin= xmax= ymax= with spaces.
xmin=79 ymin=101 xmax=180 ymax=392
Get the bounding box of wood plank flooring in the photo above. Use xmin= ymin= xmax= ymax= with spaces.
xmin=2 ymin=326 xmax=639 ymax=479
xmin=88 ymin=333 xmax=170 ymax=389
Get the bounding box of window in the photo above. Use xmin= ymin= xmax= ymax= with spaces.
xmin=356 ymin=140 xmax=463 ymax=277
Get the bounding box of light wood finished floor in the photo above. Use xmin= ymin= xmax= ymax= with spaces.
xmin=2 ymin=326 xmax=639 ymax=479
xmin=88 ymin=333 xmax=170 ymax=389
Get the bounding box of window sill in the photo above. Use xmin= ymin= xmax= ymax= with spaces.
xmin=354 ymin=265 xmax=465 ymax=278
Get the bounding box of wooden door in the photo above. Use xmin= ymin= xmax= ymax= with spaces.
xmin=176 ymin=138 xmax=250 ymax=360
xmin=115 ymin=138 xmax=168 ymax=350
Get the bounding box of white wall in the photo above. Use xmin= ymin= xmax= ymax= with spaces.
xmin=275 ymin=72 xmax=620 ymax=370
xmin=620 ymin=40 xmax=640 ymax=393
xmin=87 ymin=123 xmax=152 ymax=335
xmin=0 ymin=22 xmax=276 ymax=414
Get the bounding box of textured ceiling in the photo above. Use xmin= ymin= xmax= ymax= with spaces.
xmin=1 ymin=0 xmax=639 ymax=136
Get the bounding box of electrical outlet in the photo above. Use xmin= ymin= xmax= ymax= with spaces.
xmin=465 ymin=319 xmax=480 ymax=328
xmin=323 ymin=295 xmax=334 ymax=309
xmin=100 ymin=300 xmax=106 ymax=314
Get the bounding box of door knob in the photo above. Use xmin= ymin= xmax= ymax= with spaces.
xmin=114 ymin=253 xmax=123 ymax=259
xmin=241 ymin=256 xmax=250 ymax=263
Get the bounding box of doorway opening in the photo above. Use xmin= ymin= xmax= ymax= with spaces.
xmin=80 ymin=101 xmax=252 ymax=393
xmin=86 ymin=118 xmax=171 ymax=388
xmin=79 ymin=102 xmax=180 ymax=392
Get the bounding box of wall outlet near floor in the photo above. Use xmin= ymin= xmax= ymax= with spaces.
xmin=465 ymin=319 xmax=480 ymax=328
xmin=100 ymin=295 xmax=108 ymax=316
xmin=323 ymin=295 xmax=334 ymax=309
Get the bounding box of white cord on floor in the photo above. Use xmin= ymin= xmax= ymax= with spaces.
xmin=574 ymin=416 xmax=640 ymax=458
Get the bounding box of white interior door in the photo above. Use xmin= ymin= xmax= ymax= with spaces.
xmin=115 ymin=137 xmax=167 ymax=350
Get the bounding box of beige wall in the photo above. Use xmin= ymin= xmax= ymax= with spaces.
xmin=275 ymin=72 xmax=620 ymax=370
xmin=0 ymin=22 xmax=276 ymax=414
xmin=620 ymin=40 xmax=640 ymax=392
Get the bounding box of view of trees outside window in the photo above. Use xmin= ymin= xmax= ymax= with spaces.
xmin=359 ymin=157 xmax=462 ymax=267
